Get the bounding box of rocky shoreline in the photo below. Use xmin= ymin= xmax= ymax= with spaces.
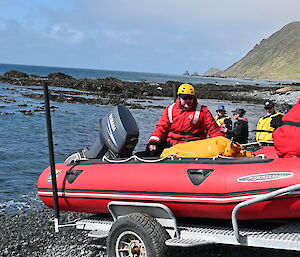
xmin=1 ymin=70 xmax=300 ymax=257
xmin=1 ymin=70 xmax=300 ymax=116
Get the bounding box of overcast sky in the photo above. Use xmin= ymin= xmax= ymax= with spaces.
xmin=0 ymin=0 xmax=299 ymax=74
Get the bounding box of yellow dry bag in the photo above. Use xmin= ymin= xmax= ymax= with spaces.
xmin=160 ymin=136 xmax=253 ymax=158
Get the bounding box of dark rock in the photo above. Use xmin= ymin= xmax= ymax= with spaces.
xmin=0 ymin=70 xmax=295 ymax=110
xmin=17 ymin=110 xmax=34 ymax=116
xmin=47 ymin=72 xmax=75 ymax=80
xmin=3 ymin=70 xmax=29 ymax=79
xmin=0 ymin=112 xmax=15 ymax=115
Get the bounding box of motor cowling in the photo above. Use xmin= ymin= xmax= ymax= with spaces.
xmin=65 ymin=105 xmax=139 ymax=162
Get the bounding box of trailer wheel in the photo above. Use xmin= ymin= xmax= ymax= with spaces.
xmin=107 ymin=213 xmax=170 ymax=257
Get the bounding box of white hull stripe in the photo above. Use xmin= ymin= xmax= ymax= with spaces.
xmin=37 ymin=191 xmax=300 ymax=203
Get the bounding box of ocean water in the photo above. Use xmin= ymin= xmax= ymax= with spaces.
xmin=0 ymin=63 xmax=268 ymax=213
xmin=0 ymin=63 xmax=283 ymax=85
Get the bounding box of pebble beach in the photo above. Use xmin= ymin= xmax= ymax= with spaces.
xmin=1 ymin=206 xmax=300 ymax=257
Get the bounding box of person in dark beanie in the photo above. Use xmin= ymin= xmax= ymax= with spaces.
xmin=215 ymin=105 xmax=232 ymax=130
xmin=224 ymin=108 xmax=249 ymax=144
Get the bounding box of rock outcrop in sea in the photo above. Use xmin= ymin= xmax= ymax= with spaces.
xmin=0 ymin=70 xmax=299 ymax=111
xmin=191 ymin=72 xmax=200 ymax=76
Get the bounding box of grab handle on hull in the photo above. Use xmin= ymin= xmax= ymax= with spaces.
xmin=66 ymin=170 xmax=83 ymax=184
xmin=187 ymin=169 xmax=214 ymax=186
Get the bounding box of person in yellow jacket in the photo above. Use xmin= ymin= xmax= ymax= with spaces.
xmin=215 ymin=105 xmax=232 ymax=131
xmin=256 ymin=100 xmax=283 ymax=142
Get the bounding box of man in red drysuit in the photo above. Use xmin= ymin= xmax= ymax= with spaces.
xmin=273 ymin=99 xmax=300 ymax=158
xmin=147 ymin=83 xmax=224 ymax=155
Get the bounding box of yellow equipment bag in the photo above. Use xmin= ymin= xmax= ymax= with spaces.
xmin=160 ymin=136 xmax=254 ymax=158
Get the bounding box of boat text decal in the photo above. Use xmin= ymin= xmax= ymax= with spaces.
xmin=237 ymin=172 xmax=293 ymax=183
xmin=48 ymin=169 xmax=62 ymax=183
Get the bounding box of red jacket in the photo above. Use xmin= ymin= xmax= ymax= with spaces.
xmin=273 ymin=99 xmax=300 ymax=157
xmin=149 ymin=99 xmax=224 ymax=146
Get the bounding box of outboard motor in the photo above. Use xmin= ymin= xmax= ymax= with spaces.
xmin=65 ymin=105 xmax=139 ymax=163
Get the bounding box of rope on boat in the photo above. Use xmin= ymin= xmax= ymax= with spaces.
xmin=66 ymin=142 xmax=268 ymax=164
xmin=102 ymin=153 xmax=187 ymax=163
xmin=101 ymin=153 xmax=268 ymax=163
xmin=102 ymin=151 xmax=267 ymax=163
xmin=254 ymin=154 xmax=267 ymax=159
xmin=67 ymin=151 xmax=266 ymax=164
xmin=217 ymin=154 xmax=266 ymax=159
xmin=242 ymin=141 xmax=274 ymax=146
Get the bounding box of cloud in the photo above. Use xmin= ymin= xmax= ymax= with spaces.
xmin=103 ymin=29 xmax=139 ymax=46
xmin=46 ymin=24 xmax=84 ymax=44
xmin=69 ymin=0 xmax=300 ymax=55
xmin=73 ymin=0 xmax=300 ymax=26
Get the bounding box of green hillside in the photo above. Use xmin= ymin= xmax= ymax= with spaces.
xmin=220 ymin=21 xmax=300 ymax=80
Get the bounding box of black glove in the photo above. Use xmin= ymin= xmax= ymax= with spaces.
xmin=147 ymin=141 xmax=158 ymax=151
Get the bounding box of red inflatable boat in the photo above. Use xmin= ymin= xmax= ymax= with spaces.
xmin=37 ymin=155 xmax=300 ymax=220
xmin=37 ymin=106 xmax=300 ymax=220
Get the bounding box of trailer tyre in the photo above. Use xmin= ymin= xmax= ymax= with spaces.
xmin=107 ymin=213 xmax=170 ymax=257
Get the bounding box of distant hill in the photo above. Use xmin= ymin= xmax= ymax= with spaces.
xmin=219 ymin=21 xmax=300 ymax=80
xmin=204 ymin=67 xmax=223 ymax=77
